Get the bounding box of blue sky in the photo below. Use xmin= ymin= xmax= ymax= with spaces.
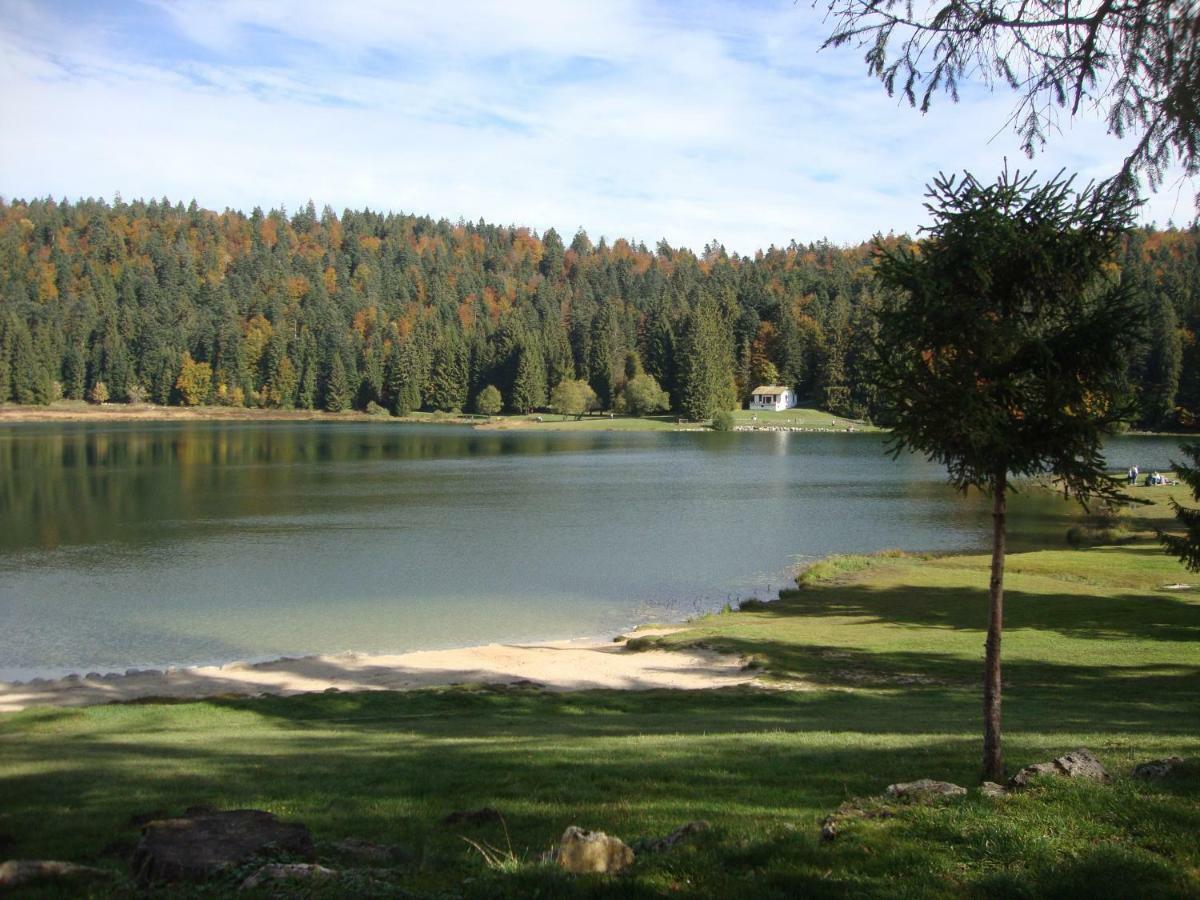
xmin=0 ymin=0 xmax=1192 ymax=252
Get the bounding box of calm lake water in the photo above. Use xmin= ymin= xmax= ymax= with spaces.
xmin=0 ymin=422 xmax=1184 ymax=681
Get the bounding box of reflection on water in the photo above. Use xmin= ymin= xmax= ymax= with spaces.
xmin=0 ymin=422 xmax=1182 ymax=679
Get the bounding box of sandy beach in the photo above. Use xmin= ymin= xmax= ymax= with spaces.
xmin=0 ymin=633 xmax=757 ymax=712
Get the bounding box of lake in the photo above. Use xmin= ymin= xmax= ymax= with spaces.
xmin=0 ymin=422 xmax=1184 ymax=681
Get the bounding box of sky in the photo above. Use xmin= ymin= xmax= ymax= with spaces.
xmin=0 ymin=0 xmax=1193 ymax=253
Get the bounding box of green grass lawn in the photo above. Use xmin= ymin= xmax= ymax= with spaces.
xmin=729 ymin=407 xmax=878 ymax=431
xmin=474 ymin=406 xmax=879 ymax=433
xmin=2 ymin=503 xmax=1198 ymax=897
xmin=478 ymin=412 xmax=688 ymax=431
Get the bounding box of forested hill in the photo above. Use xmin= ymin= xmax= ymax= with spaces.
xmin=0 ymin=196 xmax=1196 ymax=428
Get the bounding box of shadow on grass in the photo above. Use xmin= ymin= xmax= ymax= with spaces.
xmin=756 ymin=579 xmax=1200 ymax=644
xmin=2 ymin=687 xmax=1198 ymax=899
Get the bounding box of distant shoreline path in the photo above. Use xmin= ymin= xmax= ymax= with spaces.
xmin=0 ymin=633 xmax=757 ymax=712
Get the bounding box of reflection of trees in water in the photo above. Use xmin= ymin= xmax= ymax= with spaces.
xmin=1 ymin=424 xmax=1138 ymax=555
xmin=0 ymin=425 xmax=616 ymax=552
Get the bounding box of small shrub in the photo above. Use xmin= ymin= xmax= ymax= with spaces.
xmin=88 ymin=381 xmax=109 ymax=404
xmin=624 ymin=636 xmax=666 ymax=653
xmin=711 ymin=410 xmax=735 ymax=431
xmin=476 ymin=384 xmax=503 ymax=416
xmin=126 ymin=382 xmax=149 ymax=404
xmin=365 ymin=400 xmax=389 ymax=417
xmin=1067 ymin=525 xmax=1136 ymax=548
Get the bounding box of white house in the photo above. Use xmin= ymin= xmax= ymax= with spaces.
xmin=749 ymin=385 xmax=796 ymax=412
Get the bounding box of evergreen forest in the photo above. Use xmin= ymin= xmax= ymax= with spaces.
xmin=0 ymin=195 xmax=1196 ymax=428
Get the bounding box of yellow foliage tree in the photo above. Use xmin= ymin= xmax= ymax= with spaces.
xmin=175 ymin=353 xmax=213 ymax=406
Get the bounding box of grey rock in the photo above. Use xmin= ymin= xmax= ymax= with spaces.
xmin=556 ymin=826 xmax=635 ymax=874
xmin=1056 ymin=748 xmax=1110 ymax=781
xmin=239 ymin=863 xmax=336 ymax=891
xmin=1008 ymin=748 xmax=1110 ymax=789
xmin=1131 ymin=756 xmax=1186 ymax=779
xmin=980 ymin=781 xmax=1007 ymax=798
xmin=131 ymin=809 xmax=314 ymax=884
xmin=817 ymin=801 xmax=895 ymax=842
xmin=885 ymin=779 xmax=968 ymax=799
xmin=1008 ymin=762 xmax=1059 ymax=786
xmin=0 ymin=860 xmax=112 ymax=889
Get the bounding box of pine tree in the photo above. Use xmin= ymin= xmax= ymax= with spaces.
xmin=511 ymin=341 xmax=547 ymax=413
xmin=643 ymin=312 xmax=677 ymax=406
xmin=10 ymin=319 xmax=40 ymax=405
xmin=0 ymin=317 xmax=13 ymax=403
xmin=324 ymin=352 xmax=351 ymax=412
xmin=427 ymin=332 xmax=468 ymax=412
xmin=1142 ymin=294 xmax=1182 ymax=428
xmin=678 ymin=297 xmax=736 ymax=420
xmin=540 ymin=227 xmax=566 ymax=280
xmin=62 ymin=344 xmax=86 ymax=400
xmin=296 ymin=328 xmax=318 ymax=410
xmin=871 ymin=169 xmax=1139 ymax=781
xmin=587 ymin=304 xmax=618 ymax=410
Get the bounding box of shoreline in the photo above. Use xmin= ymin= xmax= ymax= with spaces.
xmin=0 ymin=631 xmax=758 ymax=713
xmin=0 ymin=402 xmax=880 ymax=433
xmin=0 ymin=402 xmax=477 ymax=426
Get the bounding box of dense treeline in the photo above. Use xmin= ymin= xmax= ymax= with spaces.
xmin=0 ymin=196 xmax=1196 ymax=428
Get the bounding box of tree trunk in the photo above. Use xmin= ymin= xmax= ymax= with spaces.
xmin=982 ymin=470 xmax=1007 ymax=782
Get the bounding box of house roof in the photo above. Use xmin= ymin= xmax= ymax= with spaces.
xmin=751 ymin=385 xmax=790 ymax=395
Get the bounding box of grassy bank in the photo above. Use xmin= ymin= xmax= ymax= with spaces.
xmin=0 ymin=400 xmax=482 ymax=427
xmin=1 ymin=401 xmax=879 ymax=434
xmin=473 ymin=406 xmax=877 ymax=432
xmin=2 ymin=486 xmax=1197 ymax=897
xmin=728 ymin=407 xmax=878 ymax=431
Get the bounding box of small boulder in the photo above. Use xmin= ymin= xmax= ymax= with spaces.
xmin=1131 ymin=756 xmax=1186 ymax=779
xmin=132 ymin=809 xmax=314 ymax=884
xmin=980 ymin=782 xmax=1007 ymax=798
xmin=0 ymin=860 xmax=112 ymax=889
xmin=885 ymin=779 xmax=967 ymax=799
xmin=1008 ymin=748 xmax=1110 ymax=789
xmin=556 ymin=826 xmax=634 ymax=874
xmin=817 ymin=801 xmax=894 ymax=842
xmin=1055 ymin=748 xmax=1111 ymax=781
xmin=239 ymin=863 xmax=336 ymax=891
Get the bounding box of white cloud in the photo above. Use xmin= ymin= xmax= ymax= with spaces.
xmin=0 ymin=0 xmax=1192 ymax=252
